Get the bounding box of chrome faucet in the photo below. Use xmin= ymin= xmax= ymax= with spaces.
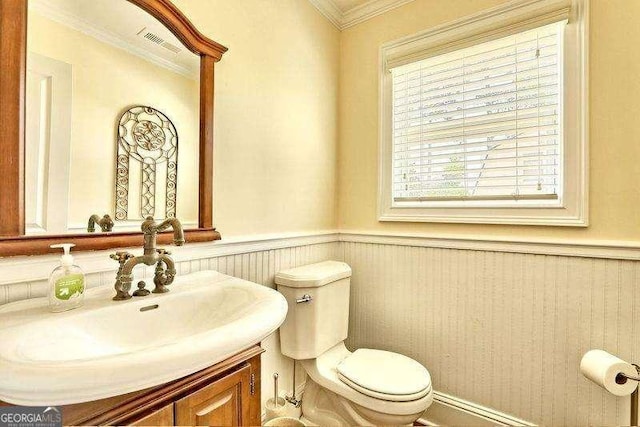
xmin=111 ymin=216 xmax=185 ymax=300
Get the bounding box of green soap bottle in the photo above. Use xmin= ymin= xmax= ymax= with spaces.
xmin=49 ymin=243 xmax=85 ymax=312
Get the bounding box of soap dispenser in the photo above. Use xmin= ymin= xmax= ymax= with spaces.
xmin=49 ymin=243 xmax=85 ymax=312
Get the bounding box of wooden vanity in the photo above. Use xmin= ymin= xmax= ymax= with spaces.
xmin=28 ymin=346 xmax=263 ymax=426
xmin=64 ymin=346 xmax=262 ymax=426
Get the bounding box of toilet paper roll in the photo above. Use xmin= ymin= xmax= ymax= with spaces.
xmin=580 ymin=349 xmax=639 ymax=396
xmin=265 ymin=397 xmax=288 ymax=422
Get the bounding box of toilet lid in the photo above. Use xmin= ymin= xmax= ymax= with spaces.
xmin=336 ymin=349 xmax=431 ymax=402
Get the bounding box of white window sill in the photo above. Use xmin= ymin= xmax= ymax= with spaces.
xmin=378 ymin=204 xmax=588 ymax=226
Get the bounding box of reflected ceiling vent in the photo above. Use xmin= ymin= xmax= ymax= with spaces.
xmin=137 ymin=27 xmax=182 ymax=54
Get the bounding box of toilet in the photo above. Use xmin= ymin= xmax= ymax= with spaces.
xmin=275 ymin=261 xmax=433 ymax=426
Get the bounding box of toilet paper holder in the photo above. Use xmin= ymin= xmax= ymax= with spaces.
xmin=615 ymin=364 xmax=640 ymax=426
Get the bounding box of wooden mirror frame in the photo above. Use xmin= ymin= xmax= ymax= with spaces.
xmin=0 ymin=0 xmax=227 ymax=256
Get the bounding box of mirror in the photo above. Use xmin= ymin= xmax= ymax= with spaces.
xmin=0 ymin=0 xmax=226 ymax=256
xmin=25 ymin=0 xmax=200 ymax=235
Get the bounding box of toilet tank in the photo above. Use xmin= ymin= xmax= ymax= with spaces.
xmin=275 ymin=261 xmax=352 ymax=360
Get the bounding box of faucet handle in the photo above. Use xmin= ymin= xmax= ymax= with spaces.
xmin=100 ymin=214 xmax=114 ymax=232
xmin=156 ymin=248 xmax=172 ymax=256
xmin=110 ymin=251 xmax=134 ymax=263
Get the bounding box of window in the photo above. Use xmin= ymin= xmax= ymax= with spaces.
xmin=393 ymin=22 xmax=564 ymax=203
xmin=378 ymin=0 xmax=588 ymax=226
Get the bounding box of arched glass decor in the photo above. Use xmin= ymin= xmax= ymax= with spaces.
xmin=115 ymin=106 xmax=178 ymax=221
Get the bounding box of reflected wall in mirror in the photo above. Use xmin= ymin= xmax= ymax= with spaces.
xmin=25 ymin=0 xmax=200 ymax=235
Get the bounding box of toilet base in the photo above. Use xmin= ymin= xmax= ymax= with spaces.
xmin=301 ymin=378 xmax=423 ymax=426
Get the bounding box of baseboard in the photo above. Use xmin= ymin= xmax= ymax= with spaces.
xmin=260 ymin=382 xmax=533 ymax=427
xmin=422 ymin=391 xmax=536 ymax=426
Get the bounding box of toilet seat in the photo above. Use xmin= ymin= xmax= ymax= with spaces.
xmin=336 ymin=349 xmax=431 ymax=402
xmin=301 ymin=343 xmax=433 ymax=417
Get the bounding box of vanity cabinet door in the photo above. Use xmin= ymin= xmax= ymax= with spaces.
xmin=175 ymin=364 xmax=251 ymax=426
xmin=130 ymin=403 xmax=174 ymax=426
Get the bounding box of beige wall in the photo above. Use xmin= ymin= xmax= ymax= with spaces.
xmin=173 ymin=0 xmax=341 ymax=237
xmin=28 ymin=12 xmax=201 ymax=228
xmin=338 ymin=0 xmax=640 ymax=243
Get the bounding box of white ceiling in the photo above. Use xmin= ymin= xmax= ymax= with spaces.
xmin=28 ymin=0 xmax=200 ymax=78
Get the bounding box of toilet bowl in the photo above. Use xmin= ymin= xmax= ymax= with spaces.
xmin=300 ymin=342 xmax=432 ymax=425
xmin=275 ymin=261 xmax=433 ymax=426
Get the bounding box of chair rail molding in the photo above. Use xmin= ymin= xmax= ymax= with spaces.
xmin=5 ymin=231 xmax=640 ymax=287
xmin=339 ymin=232 xmax=640 ymax=261
xmin=0 ymin=231 xmax=339 ymax=286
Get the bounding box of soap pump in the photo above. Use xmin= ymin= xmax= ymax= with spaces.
xmin=49 ymin=243 xmax=85 ymax=312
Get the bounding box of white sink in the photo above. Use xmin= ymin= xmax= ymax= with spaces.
xmin=0 ymin=270 xmax=288 ymax=406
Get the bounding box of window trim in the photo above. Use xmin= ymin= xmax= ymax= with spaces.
xmin=378 ymin=0 xmax=588 ymax=226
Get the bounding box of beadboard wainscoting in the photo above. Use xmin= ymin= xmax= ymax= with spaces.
xmin=3 ymin=231 xmax=640 ymax=425
xmin=339 ymin=235 xmax=640 ymax=426
xmin=0 ymin=233 xmax=339 ymax=410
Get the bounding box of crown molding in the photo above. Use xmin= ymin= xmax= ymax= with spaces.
xmin=307 ymin=0 xmax=416 ymax=30
xmin=341 ymin=0 xmax=416 ymax=28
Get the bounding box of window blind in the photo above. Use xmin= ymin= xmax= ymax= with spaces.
xmin=391 ymin=20 xmax=566 ymax=203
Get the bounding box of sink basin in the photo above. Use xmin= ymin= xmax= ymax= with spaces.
xmin=0 ymin=270 xmax=288 ymax=406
